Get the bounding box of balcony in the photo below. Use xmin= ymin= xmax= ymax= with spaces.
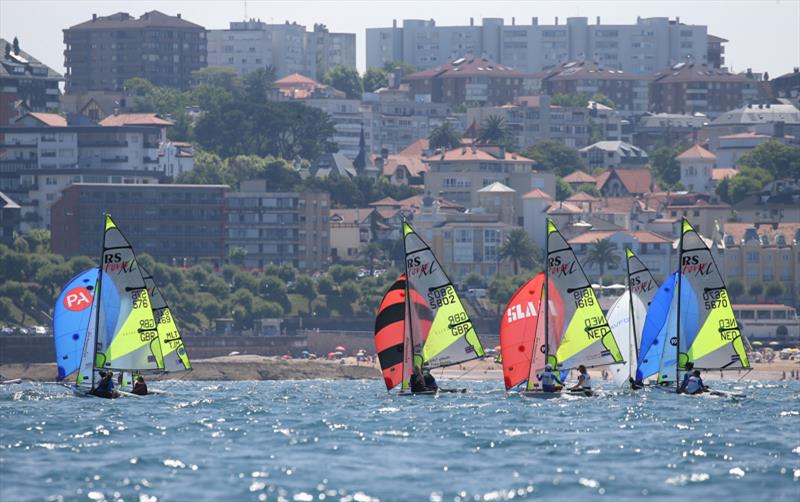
xmin=100 ymin=156 xmax=129 ymax=163
xmin=143 ymin=156 xmax=159 ymax=164
xmin=0 ymin=160 xmax=37 ymax=172
xmin=0 ymin=142 xmax=37 ymax=148
xmin=78 ymin=140 xmax=128 ymax=147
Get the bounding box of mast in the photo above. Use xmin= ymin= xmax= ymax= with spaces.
xmin=402 ymin=219 xmax=416 ymax=375
xmin=90 ymin=213 xmax=108 ymax=390
xmin=544 ymin=219 xmax=551 ymax=367
xmin=675 ymin=218 xmax=686 ymax=391
xmin=625 ymin=248 xmax=637 ymax=381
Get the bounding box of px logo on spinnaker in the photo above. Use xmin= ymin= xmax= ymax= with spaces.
xmin=63 ymin=287 xmax=93 ymax=312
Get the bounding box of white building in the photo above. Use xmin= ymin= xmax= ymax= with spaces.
xmin=677 ymin=144 xmax=717 ymax=194
xmin=207 ymin=20 xmax=355 ymax=78
xmin=367 ymin=16 xmax=716 ymax=74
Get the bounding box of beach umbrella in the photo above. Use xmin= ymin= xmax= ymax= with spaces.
xmin=301 ymin=350 xmax=310 ymax=355
xmin=769 ymin=341 xmax=780 ymax=346
xmin=327 ymin=352 xmax=337 ymax=359
xmin=334 ymin=351 xmax=344 ymax=356
xmin=751 ymin=341 xmax=763 ymax=346
xmin=335 ymin=346 xmax=347 ymax=352
xmin=281 ymin=354 xmax=292 ymax=360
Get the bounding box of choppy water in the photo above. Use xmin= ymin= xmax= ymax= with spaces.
xmin=1 ymin=380 xmax=798 ymax=501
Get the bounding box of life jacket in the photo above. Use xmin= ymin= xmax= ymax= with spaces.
xmin=539 ymin=371 xmax=558 ymax=387
xmin=686 ymin=375 xmax=702 ymax=394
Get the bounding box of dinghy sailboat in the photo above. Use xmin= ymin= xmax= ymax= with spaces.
xmin=501 ymin=219 xmax=624 ymax=398
xmin=373 ymin=221 xmax=486 ymax=395
xmin=607 ymin=248 xmax=659 ymax=387
xmin=656 ymin=218 xmax=750 ymax=396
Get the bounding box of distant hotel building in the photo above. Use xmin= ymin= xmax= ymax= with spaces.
xmin=649 ymin=63 xmax=760 ymax=116
xmin=51 ymin=183 xmax=228 ymax=265
xmin=207 ymin=20 xmax=355 ymax=78
xmin=226 ymin=180 xmax=330 ymax=271
xmin=63 ymin=11 xmax=207 ymax=92
xmin=367 ymin=17 xmax=721 ymax=74
xmin=0 ymin=38 xmax=63 ymax=126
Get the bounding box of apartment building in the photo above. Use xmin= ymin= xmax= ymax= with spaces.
xmin=424 ymin=144 xmax=555 ymax=223
xmin=226 ymin=180 xmax=330 ymax=271
xmin=650 ymin=63 xmax=760 ymax=117
xmin=63 ymin=11 xmax=207 ymax=92
xmin=467 ymin=95 xmax=625 ymax=150
xmin=0 ymin=191 xmax=20 ymax=245
xmin=367 ymin=17 xmax=719 ymax=74
xmin=51 ymin=183 xmax=228 ymax=265
xmin=703 ymin=102 xmax=800 ymax=150
xmin=207 ymin=20 xmax=355 ymax=78
xmin=541 ymin=61 xmax=652 ymax=115
xmin=0 ymin=112 xmax=174 ymax=228
xmin=0 ymin=38 xmax=62 ymax=126
xmin=404 ymin=56 xmax=535 ymax=106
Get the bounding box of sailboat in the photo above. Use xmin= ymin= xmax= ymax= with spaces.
xmin=501 ymin=219 xmax=624 ymax=398
xmin=606 ymin=248 xmax=659 ymax=387
xmin=635 ymin=271 xmax=679 ymax=384
xmin=71 ymin=214 xmax=165 ymax=398
xmin=373 ymin=220 xmax=486 ymax=395
xmin=54 ymin=268 xmax=99 ymax=382
xmin=655 ymin=218 xmax=750 ymax=397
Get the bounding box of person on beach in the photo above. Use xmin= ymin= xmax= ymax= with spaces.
xmin=570 ymin=365 xmax=591 ymax=391
xmin=678 ymin=362 xmax=695 ymax=393
xmin=131 ymin=375 xmax=148 ymax=396
xmin=685 ymin=370 xmax=708 ymax=395
xmin=537 ymin=364 xmax=562 ymax=392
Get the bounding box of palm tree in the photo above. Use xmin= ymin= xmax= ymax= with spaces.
xmin=359 ymin=242 xmax=383 ymax=277
xmin=428 ymin=122 xmax=461 ymax=150
xmin=498 ymin=228 xmax=537 ymax=275
xmin=478 ymin=115 xmax=509 ymax=146
xmin=585 ymin=239 xmax=620 ymax=278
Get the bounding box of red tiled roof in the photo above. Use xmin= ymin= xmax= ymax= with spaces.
xmin=722 ymin=222 xmax=800 ymax=247
xmin=546 ymin=202 xmax=582 ymax=214
xmin=22 ymin=112 xmax=67 ymax=127
xmin=562 ymin=170 xmax=596 ymax=184
xmin=652 ymin=63 xmax=752 ymax=84
xmin=712 ymin=168 xmax=738 ymax=181
xmin=677 ymin=144 xmax=717 ymax=161
xmin=275 ymin=73 xmax=320 ymax=86
xmin=567 ymin=191 xmax=599 ymax=202
xmin=522 ymin=188 xmax=553 ymax=200
xmin=368 ymin=196 xmax=400 ymax=207
xmin=405 ymin=56 xmax=530 ymax=80
xmin=718 ymin=132 xmax=771 ymax=140
xmin=568 ymin=229 xmax=671 ymax=245
xmin=68 ymin=11 xmax=203 ymax=30
xmin=99 ymin=113 xmax=173 ymax=126
xmin=428 ymin=146 xmax=532 ymax=163
xmin=329 ymin=208 xmax=374 ymax=225
xmin=381 ymin=155 xmax=429 ymax=177
xmin=596 ymin=168 xmax=652 ymax=194
xmin=543 ymin=61 xmax=653 ymax=82
xmin=398 ymin=138 xmax=430 ymax=157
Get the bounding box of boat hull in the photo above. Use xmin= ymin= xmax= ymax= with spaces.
xmin=519 ymin=388 xmax=595 ymax=399
xmin=397 ymin=388 xmax=466 ymax=396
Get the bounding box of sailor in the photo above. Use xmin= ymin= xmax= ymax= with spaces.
xmin=537 ymin=363 xmax=562 ymax=392
xmin=409 ymin=367 xmax=427 ymax=393
xmin=685 ymin=369 xmax=707 ymax=395
xmin=131 ymin=375 xmax=148 ymax=396
xmin=629 ymin=376 xmax=645 ymax=390
xmin=678 ymin=362 xmax=695 ymax=393
xmin=570 ymin=365 xmax=591 ymax=391
xmin=422 ymin=368 xmax=438 ymax=391
xmin=92 ymin=371 xmax=118 ymax=399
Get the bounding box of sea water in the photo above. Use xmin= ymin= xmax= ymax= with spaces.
xmin=1 ymin=380 xmax=798 ymax=501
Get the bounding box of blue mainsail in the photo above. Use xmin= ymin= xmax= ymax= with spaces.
xmin=53 ymin=268 xmax=99 ymax=380
xmin=635 ymin=272 xmax=677 ymax=381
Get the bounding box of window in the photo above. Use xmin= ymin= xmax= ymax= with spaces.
xmin=757 ymin=310 xmax=771 ymax=320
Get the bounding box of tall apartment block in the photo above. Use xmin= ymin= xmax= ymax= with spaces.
xmin=226 ymin=180 xmax=330 ymax=270
xmin=63 ymin=11 xmax=207 ymax=92
xmin=0 ymin=38 xmax=63 ymax=126
xmin=207 ymin=20 xmax=355 ymax=78
xmin=367 ymin=17 xmax=722 ymax=74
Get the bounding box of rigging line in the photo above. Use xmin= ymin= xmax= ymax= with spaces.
xmin=735 ymin=368 xmax=752 ymax=382
xmin=448 ymin=361 xmax=480 ymax=381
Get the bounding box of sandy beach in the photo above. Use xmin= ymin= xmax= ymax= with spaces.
xmin=1 ymin=355 xmax=798 ymax=383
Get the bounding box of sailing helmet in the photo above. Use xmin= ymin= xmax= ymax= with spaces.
xmin=545 ymin=363 xmax=552 ymax=370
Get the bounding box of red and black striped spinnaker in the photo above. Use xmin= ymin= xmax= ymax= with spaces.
xmin=374 ymin=274 xmax=433 ymax=391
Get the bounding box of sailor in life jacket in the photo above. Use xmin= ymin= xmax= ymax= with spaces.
xmin=570 ymin=365 xmax=591 ymax=390
xmin=537 ymin=363 xmax=562 ymax=392
xmin=685 ymin=369 xmax=707 ymax=395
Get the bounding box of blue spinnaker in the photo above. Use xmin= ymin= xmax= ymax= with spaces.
xmin=53 ymin=268 xmax=99 ymax=380
xmin=635 ymin=272 xmax=678 ymax=381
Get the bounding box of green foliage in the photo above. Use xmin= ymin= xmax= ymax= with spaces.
xmin=382 ymin=60 xmax=418 ymax=77
xmin=575 ymin=183 xmax=600 ymax=197
xmin=585 ymin=239 xmax=620 ymax=277
xmin=488 ymin=275 xmax=520 ymax=315
xmin=747 ymin=281 xmax=764 ymax=298
xmin=362 ymin=67 xmax=389 ymax=93
xmin=765 ymin=281 xmax=786 ymax=300
xmin=727 ymin=278 xmax=745 ymax=298
xmin=192 ymin=67 xmax=241 ymax=93
xmin=463 ymin=273 xmax=486 ymax=289
xmin=523 ymin=140 xmax=586 ymax=177
xmin=737 ymin=140 xmax=800 ymax=179
xmin=322 ymin=65 xmax=363 ymax=99
xmin=556 ymin=177 xmax=573 ymax=201
xmin=477 ymin=115 xmax=511 ymax=148
xmin=293 ymin=274 xmax=317 ymax=314
xmin=649 ymin=146 xmax=684 ymax=189
xmin=428 ymin=122 xmax=462 ymax=150
xmin=551 ymin=93 xmax=615 ymax=108
xmin=719 ymin=166 xmax=774 ymax=204
xmin=499 ymin=229 xmax=540 ymax=275
xmin=301 ymin=175 xmax=421 ymax=208
xmin=242 ymin=67 xmax=277 ymax=104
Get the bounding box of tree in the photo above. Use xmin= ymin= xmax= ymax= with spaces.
xmin=727 ymin=278 xmax=745 ymax=298
xmin=19 ymin=290 xmax=37 ymax=324
xmin=329 ymin=264 xmax=359 ymax=283
xmin=463 ymin=273 xmax=485 ymax=289
xmin=228 ymin=247 xmax=247 ymax=266
xmin=488 ymin=275 xmax=518 ymax=315
xmin=242 ymin=67 xmax=276 ymax=104
xmin=498 ymin=229 xmax=538 ymax=275
xmin=738 ymin=140 xmax=800 ymax=180
xmin=722 ymin=166 xmax=774 ymax=204
xmin=382 ymin=60 xmax=417 ymax=78
xmin=765 ymin=281 xmax=786 ymax=301
xmin=576 ymin=183 xmax=600 ymax=197
xmin=650 ymin=146 xmax=683 ymax=189
xmin=428 ymin=122 xmax=462 ymax=150
xmin=362 ymin=67 xmax=389 ymax=93
xmin=477 ymin=115 xmax=510 ymax=147
xmin=523 ymin=140 xmax=586 ymax=177
xmin=0 ymin=297 xmax=13 ymax=323
xmin=555 ymin=177 xmax=573 ymax=200
xmin=293 ymin=274 xmax=317 ymax=314
xmin=176 ymin=150 xmax=230 ymax=185
xmin=323 ymin=66 xmax=363 ymax=99
xmin=585 ymin=239 xmax=620 ymax=278
xmin=12 ymin=36 xmax=19 ymax=55
xmin=192 ymin=67 xmax=241 ymax=93
xmin=359 ymin=242 xmax=383 ymax=276
xmin=747 ymin=281 xmax=764 ymax=298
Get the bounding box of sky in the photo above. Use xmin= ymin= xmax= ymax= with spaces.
xmin=1 ymin=0 xmax=799 ymax=78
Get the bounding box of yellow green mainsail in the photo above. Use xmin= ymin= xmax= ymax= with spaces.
xmin=142 ymin=267 xmax=191 ymax=372
xmin=677 ymin=218 xmax=749 ymax=377
xmin=546 ymin=219 xmax=624 ymax=369
xmin=403 ymin=221 xmax=485 ymax=369
xmin=95 ymin=214 xmax=162 ymax=371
